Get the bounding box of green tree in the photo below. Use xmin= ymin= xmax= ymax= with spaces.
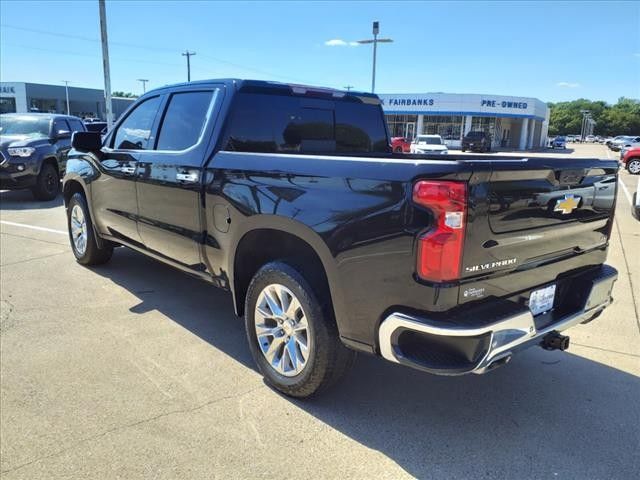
xmin=548 ymin=97 xmax=640 ymax=136
xmin=111 ymin=91 xmax=138 ymax=98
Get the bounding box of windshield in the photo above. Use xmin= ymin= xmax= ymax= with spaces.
xmin=556 ymin=137 xmax=566 ymax=141
xmin=466 ymin=132 xmax=485 ymax=138
xmin=0 ymin=117 xmax=50 ymax=138
xmin=416 ymin=136 xmax=442 ymax=145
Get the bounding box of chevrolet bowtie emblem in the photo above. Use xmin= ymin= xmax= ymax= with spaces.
xmin=554 ymin=194 xmax=580 ymax=214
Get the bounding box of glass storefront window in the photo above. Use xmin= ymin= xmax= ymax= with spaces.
xmin=0 ymin=97 xmax=16 ymax=114
xmin=29 ymin=98 xmax=58 ymax=113
xmin=385 ymin=114 xmax=417 ymax=138
xmin=422 ymin=115 xmax=463 ymax=142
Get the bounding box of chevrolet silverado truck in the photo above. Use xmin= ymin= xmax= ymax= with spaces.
xmin=63 ymin=79 xmax=619 ymax=398
xmin=0 ymin=113 xmax=87 ymax=200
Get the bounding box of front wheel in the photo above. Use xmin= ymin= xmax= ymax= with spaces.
xmin=67 ymin=193 xmax=113 ymax=265
xmin=31 ymin=162 xmax=60 ymax=201
xmin=627 ymin=159 xmax=640 ymax=175
xmin=244 ymin=261 xmax=354 ymax=398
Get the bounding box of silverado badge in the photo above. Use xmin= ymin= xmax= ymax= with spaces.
xmin=554 ymin=194 xmax=580 ymax=215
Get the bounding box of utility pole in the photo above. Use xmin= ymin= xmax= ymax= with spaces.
xmin=137 ymin=78 xmax=149 ymax=94
xmin=357 ymin=21 xmax=393 ymax=93
xmin=580 ymin=110 xmax=591 ymax=141
xmin=62 ymin=80 xmax=70 ymax=115
xmin=182 ymin=51 xmax=196 ymax=82
xmin=344 ymin=85 xmax=354 ymax=91
xmin=99 ymin=0 xmax=113 ymax=128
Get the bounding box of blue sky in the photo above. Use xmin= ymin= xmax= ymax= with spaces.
xmin=1 ymin=0 xmax=639 ymax=103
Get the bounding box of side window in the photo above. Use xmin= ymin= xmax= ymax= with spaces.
xmin=112 ymin=96 xmax=162 ymax=150
xmin=53 ymin=119 xmax=70 ymax=135
xmin=335 ymin=102 xmax=388 ymax=153
xmin=156 ymin=90 xmax=215 ymax=151
xmin=67 ymin=118 xmax=85 ymax=132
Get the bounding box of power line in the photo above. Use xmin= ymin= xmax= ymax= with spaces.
xmin=1 ymin=23 xmax=339 ymax=88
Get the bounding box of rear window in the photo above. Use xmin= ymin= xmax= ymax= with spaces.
xmin=221 ymin=92 xmax=388 ymax=154
xmin=466 ymin=131 xmax=485 ymax=138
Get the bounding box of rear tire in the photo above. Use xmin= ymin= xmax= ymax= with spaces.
xmin=394 ymin=146 xmax=403 ymax=153
xmin=244 ymin=261 xmax=354 ymax=398
xmin=67 ymin=192 xmax=113 ymax=265
xmin=31 ymin=162 xmax=60 ymax=201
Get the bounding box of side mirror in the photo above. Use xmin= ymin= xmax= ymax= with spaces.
xmin=56 ymin=129 xmax=71 ymax=140
xmin=72 ymin=131 xmax=102 ymax=152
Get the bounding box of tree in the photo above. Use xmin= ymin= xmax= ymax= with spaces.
xmin=111 ymin=91 xmax=138 ymax=98
xmin=548 ymin=97 xmax=640 ymax=136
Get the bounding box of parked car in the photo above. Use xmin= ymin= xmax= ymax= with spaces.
xmin=621 ymin=146 xmax=640 ymax=174
xmin=64 ymin=79 xmax=619 ymax=398
xmin=391 ymin=136 xmax=411 ymax=153
xmin=633 ymin=189 xmax=640 ymax=220
xmin=609 ymin=136 xmax=640 ymax=151
xmin=410 ymin=134 xmax=448 ymax=154
xmin=462 ymin=131 xmax=492 ymax=152
xmin=585 ymin=135 xmax=596 ymax=142
xmin=0 ymin=113 xmax=86 ymax=200
xmin=550 ymin=136 xmax=567 ymax=149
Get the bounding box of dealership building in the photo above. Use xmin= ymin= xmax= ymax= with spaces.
xmin=0 ymin=82 xmax=135 ymax=120
xmin=379 ymin=92 xmax=550 ymax=150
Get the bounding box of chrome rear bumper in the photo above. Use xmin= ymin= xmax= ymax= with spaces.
xmin=378 ymin=266 xmax=618 ymax=375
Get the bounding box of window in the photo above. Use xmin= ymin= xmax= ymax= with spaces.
xmin=112 ymin=96 xmax=161 ymax=150
xmin=0 ymin=97 xmax=16 ymax=114
xmin=156 ymin=91 xmax=215 ymax=151
xmin=421 ymin=115 xmax=463 ymax=141
xmin=53 ymin=119 xmax=70 ymax=135
xmin=385 ymin=114 xmax=418 ymax=138
xmin=67 ymin=118 xmax=85 ymax=133
xmin=0 ymin=116 xmax=50 ymax=138
xmin=222 ymin=92 xmax=388 ymax=154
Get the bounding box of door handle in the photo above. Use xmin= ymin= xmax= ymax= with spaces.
xmin=176 ymin=172 xmax=199 ymax=183
xmin=121 ymin=165 xmax=136 ymax=175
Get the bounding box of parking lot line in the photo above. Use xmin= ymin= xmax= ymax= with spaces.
xmin=0 ymin=220 xmax=67 ymax=235
xmin=618 ymin=179 xmax=632 ymax=205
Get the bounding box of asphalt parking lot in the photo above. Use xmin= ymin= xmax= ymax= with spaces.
xmin=1 ymin=144 xmax=638 ymax=479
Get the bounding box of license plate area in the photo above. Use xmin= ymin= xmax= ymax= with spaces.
xmin=529 ymin=284 xmax=556 ymax=316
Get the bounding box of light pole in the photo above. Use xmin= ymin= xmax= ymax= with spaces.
xmin=580 ymin=110 xmax=591 ymax=141
xmin=62 ymin=80 xmax=70 ymax=115
xmin=344 ymin=85 xmax=354 ymax=91
xmin=182 ymin=51 xmax=196 ymax=82
xmin=356 ymin=21 xmax=393 ymax=93
xmin=137 ymin=79 xmax=149 ymax=94
xmin=99 ymin=0 xmax=113 ymax=128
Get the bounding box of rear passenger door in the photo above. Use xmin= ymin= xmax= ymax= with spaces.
xmin=136 ymin=86 xmax=221 ymax=269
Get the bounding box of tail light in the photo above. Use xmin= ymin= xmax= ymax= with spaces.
xmin=413 ymin=180 xmax=467 ymax=282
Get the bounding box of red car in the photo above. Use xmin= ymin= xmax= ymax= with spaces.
xmin=391 ymin=137 xmax=411 ymax=153
xmin=621 ymin=146 xmax=640 ymax=174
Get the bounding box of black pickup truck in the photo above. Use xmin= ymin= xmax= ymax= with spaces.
xmin=64 ymin=79 xmax=618 ymax=398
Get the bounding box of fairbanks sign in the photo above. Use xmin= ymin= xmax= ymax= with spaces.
xmin=378 ymin=93 xmax=539 ymax=116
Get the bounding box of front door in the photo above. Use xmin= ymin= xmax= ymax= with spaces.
xmin=91 ymin=95 xmax=163 ymax=245
xmin=135 ymin=87 xmax=221 ymax=269
xmin=405 ymin=122 xmax=416 ymax=140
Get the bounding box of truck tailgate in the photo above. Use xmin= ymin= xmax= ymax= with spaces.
xmin=460 ymin=158 xmax=618 ymax=281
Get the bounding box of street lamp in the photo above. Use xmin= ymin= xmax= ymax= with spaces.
xmin=356 ymin=21 xmax=393 ymax=93
xmin=137 ymin=79 xmax=149 ymax=94
xmin=62 ymin=80 xmax=70 ymax=115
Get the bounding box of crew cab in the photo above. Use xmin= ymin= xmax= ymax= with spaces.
xmin=0 ymin=113 xmax=86 ymax=200
xmin=410 ymin=134 xmax=448 ymax=154
xmin=64 ymin=79 xmax=619 ymax=398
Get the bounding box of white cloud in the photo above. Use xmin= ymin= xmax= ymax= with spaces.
xmin=634 ymin=53 xmax=640 ymax=57
xmin=556 ymin=82 xmax=581 ymax=88
xmin=324 ymin=39 xmax=359 ymax=47
xmin=325 ymin=39 xmax=348 ymax=47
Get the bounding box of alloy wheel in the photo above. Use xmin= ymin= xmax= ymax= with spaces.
xmin=70 ymin=204 xmax=88 ymax=255
xmin=254 ymin=283 xmax=310 ymax=377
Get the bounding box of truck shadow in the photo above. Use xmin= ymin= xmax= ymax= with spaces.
xmin=94 ymin=247 xmax=640 ymax=479
xmin=0 ymin=189 xmax=64 ymax=210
